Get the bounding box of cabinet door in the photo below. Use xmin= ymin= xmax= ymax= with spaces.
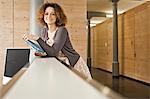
xmin=118 ymin=15 xmax=123 ymax=74
xmin=148 ymin=3 xmax=150 ymax=83
xmin=134 ymin=4 xmax=149 ymax=83
xmin=107 ymin=20 xmax=113 ymax=71
xmin=123 ymin=10 xmax=135 ymax=78
xmin=96 ymin=22 xmax=109 ymax=70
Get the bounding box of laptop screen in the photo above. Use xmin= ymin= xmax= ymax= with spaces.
xmin=4 ymin=49 xmax=30 ymax=77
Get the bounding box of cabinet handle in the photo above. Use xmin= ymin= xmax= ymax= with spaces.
xmin=134 ymin=53 xmax=136 ymax=57
xmin=131 ymin=41 xmax=133 ymax=45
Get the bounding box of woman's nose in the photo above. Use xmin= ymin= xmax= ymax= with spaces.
xmin=48 ymin=14 xmax=52 ymax=18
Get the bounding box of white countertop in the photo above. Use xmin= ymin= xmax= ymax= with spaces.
xmin=3 ymin=58 xmax=109 ymax=99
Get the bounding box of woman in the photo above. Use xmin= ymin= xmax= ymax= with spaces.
xmin=23 ymin=3 xmax=92 ymax=79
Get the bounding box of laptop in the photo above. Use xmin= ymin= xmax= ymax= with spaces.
xmin=4 ymin=48 xmax=30 ymax=77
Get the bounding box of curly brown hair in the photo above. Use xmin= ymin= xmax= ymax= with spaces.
xmin=37 ymin=3 xmax=67 ymax=27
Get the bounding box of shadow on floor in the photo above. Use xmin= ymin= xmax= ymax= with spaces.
xmin=91 ymin=68 xmax=150 ymax=99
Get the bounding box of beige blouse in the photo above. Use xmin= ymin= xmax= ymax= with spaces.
xmin=46 ymin=28 xmax=58 ymax=46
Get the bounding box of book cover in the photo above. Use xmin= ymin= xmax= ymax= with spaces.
xmin=26 ymin=40 xmax=45 ymax=53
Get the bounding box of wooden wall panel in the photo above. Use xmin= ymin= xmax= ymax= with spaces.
xmin=91 ymin=25 xmax=99 ymax=68
xmin=14 ymin=0 xmax=30 ymax=47
xmin=122 ymin=10 xmax=135 ymax=78
xmin=118 ymin=15 xmax=124 ymax=74
xmin=92 ymin=27 xmax=101 ymax=68
xmin=148 ymin=2 xmax=150 ymax=83
xmin=106 ymin=20 xmax=113 ymax=72
xmin=45 ymin=0 xmax=87 ymax=61
xmin=123 ymin=60 xmax=134 ymax=78
xmin=0 ymin=0 xmax=13 ymax=86
xmin=134 ymin=3 xmax=149 ymax=83
xmin=134 ymin=61 xmax=149 ymax=82
xmin=91 ymin=27 xmax=97 ymax=68
xmin=92 ymin=22 xmax=110 ymax=71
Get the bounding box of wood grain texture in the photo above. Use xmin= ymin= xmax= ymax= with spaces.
xmin=0 ymin=0 xmax=13 ymax=86
xmin=14 ymin=0 xmax=30 ymax=47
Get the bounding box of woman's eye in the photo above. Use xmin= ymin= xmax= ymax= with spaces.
xmin=44 ymin=13 xmax=48 ymax=15
xmin=52 ymin=13 xmax=55 ymax=16
xmin=44 ymin=12 xmax=55 ymax=16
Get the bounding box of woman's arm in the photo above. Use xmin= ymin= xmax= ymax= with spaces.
xmin=37 ymin=27 xmax=68 ymax=56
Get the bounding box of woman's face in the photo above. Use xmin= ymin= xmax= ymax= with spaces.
xmin=44 ymin=7 xmax=57 ymax=26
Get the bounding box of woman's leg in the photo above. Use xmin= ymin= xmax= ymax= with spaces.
xmin=74 ymin=57 xmax=92 ymax=79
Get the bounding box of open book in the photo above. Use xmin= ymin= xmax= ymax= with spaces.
xmin=26 ymin=40 xmax=47 ymax=56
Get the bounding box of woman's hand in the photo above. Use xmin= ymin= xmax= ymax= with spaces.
xmin=35 ymin=51 xmax=47 ymax=56
xmin=23 ymin=33 xmax=39 ymax=41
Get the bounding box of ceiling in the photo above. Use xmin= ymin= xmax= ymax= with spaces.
xmin=87 ymin=0 xmax=149 ymax=26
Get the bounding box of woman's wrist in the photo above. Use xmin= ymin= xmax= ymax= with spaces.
xmin=34 ymin=36 xmax=39 ymax=41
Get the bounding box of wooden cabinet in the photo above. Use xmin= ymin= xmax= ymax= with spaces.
xmin=134 ymin=3 xmax=149 ymax=83
xmin=148 ymin=2 xmax=150 ymax=83
xmin=123 ymin=10 xmax=135 ymax=78
xmin=92 ymin=22 xmax=112 ymax=72
xmin=107 ymin=20 xmax=113 ymax=71
xmin=91 ymin=2 xmax=150 ymax=83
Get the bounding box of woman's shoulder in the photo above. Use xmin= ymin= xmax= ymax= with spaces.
xmin=58 ymin=26 xmax=67 ymax=31
xmin=57 ymin=26 xmax=68 ymax=35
